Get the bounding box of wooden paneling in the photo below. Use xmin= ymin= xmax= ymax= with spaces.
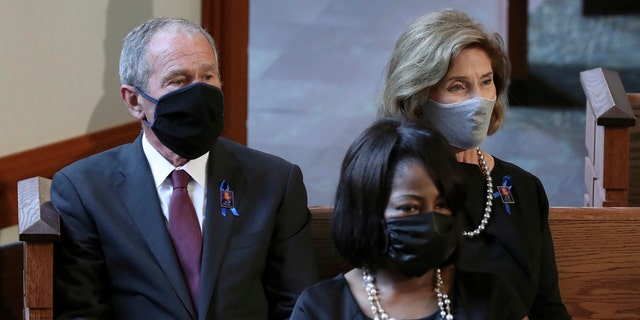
xmin=508 ymin=0 xmax=528 ymax=82
xmin=0 ymin=122 xmax=141 ymax=229
xmin=201 ymin=0 xmax=249 ymax=146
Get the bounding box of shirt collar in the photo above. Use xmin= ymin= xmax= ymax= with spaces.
xmin=142 ymin=132 xmax=209 ymax=189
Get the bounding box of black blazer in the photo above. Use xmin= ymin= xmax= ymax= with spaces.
xmin=52 ymin=134 xmax=318 ymax=319
xmin=456 ymin=158 xmax=570 ymax=319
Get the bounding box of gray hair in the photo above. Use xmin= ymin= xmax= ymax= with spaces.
xmin=119 ymin=17 xmax=219 ymax=91
xmin=377 ymin=9 xmax=510 ymax=135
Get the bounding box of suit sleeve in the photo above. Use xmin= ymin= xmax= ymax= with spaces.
xmin=52 ymin=171 xmax=114 ymax=319
xmin=529 ymin=177 xmax=571 ymax=320
xmin=264 ymin=164 xmax=319 ymax=319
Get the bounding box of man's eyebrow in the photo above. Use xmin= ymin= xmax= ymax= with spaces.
xmin=199 ymin=63 xmax=218 ymax=74
xmin=163 ymin=68 xmax=189 ymax=80
xmin=161 ymin=63 xmax=218 ymax=82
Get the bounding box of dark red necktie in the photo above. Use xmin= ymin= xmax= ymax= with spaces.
xmin=168 ymin=169 xmax=202 ymax=311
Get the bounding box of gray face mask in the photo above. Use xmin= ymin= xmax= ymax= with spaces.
xmin=420 ymin=97 xmax=495 ymax=150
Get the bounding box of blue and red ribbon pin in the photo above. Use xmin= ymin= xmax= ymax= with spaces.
xmin=219 ymin=180 xmax=239 ymax=217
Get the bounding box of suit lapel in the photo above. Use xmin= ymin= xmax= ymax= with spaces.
xmin=199 ymin=139 xmax=245 ymax=317
xmin=116 ymin=135 xmax=197 ymax=318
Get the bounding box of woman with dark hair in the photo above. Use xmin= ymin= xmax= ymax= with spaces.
xmin=291 ymin=117 xmax=527 ymax=320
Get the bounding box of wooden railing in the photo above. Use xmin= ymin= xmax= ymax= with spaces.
xmin=581 ymin=67 xmax=640 ymax=206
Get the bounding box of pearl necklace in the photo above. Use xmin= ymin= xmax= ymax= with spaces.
xmin=362 ymin=268 xmax=453 ymax=320
xmin=462 ymin=147 xmax=493 ymax=238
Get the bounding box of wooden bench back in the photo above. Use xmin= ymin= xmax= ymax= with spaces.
xmin=308 ymin=206 xmax=349 ymax=280
xmin=309 ymin=206 xmax=640 ymax=320
xmin=549 ymin=207 xmax=640 ymax=318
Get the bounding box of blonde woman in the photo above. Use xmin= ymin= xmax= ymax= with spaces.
xmin=378 ymin=9 xmax=570 ymax=319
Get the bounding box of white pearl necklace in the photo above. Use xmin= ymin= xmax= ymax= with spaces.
xmin=462 ymin=147 xmax=493 ymax=238
xmin=362 ymin=268 xmax=453 ymax=320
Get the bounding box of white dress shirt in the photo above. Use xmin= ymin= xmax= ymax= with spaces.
xmin=142 ymin=133 xmax=208 ymax=230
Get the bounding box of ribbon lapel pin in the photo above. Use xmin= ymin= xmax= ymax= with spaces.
xmin=219 ymin=180 xmax=239 ymax=217
xmin=493 ymin=175 xmax=515 ymax=214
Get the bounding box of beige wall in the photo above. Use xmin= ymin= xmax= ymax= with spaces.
xmin=0 ymin=0 xmax=200 ymax=157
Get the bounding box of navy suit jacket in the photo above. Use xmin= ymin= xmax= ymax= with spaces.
xmin=52 ymin=134 xmax=318 ymax=319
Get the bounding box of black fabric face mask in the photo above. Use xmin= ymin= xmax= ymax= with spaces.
xmin=136 ymin=82 xmax=224 ymax=159
xmin=385 ymin=212 xmax=459 ymax=277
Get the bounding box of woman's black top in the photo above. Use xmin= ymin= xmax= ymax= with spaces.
xmin=291 ymin=271 xmax=527 ymax=320
xmin=456 ymin=157 xmax=570 ymax=319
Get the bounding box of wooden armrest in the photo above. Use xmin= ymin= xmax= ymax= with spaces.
xmin=18 ymin=177 xmax=59 ymax=242
xmin=18 ymin=176 xmax=59 ymax=320
xmin=580 ymin=67 xmax=636 ymax=127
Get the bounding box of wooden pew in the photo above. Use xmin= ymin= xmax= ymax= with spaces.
xmin=4 ymin=192 xmax=639 ymax=319
xmin=309 ymin=206 xmax=640 ymax=320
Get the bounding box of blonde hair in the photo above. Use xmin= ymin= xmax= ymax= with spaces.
xmin=377 ymin=9 xmax=510 ymax=135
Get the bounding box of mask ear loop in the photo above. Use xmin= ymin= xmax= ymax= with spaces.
xmin=381 ymin=218 xmax=390 ymax=254
xmin=135 ymin=86 xmax=159 ymax=127
xmin=134 ymin=86 xmax=158 ymax=103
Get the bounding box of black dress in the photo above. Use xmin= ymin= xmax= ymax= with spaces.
xmin=291 ymin=271 xmax=527 ymax=320
xmin=455 ymin=157 xmax=571 ymax=319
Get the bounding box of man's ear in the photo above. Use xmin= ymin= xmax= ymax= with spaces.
xmin=121 ymin=85 xmax=145 ymax=120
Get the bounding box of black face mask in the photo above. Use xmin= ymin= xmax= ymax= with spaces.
xmin=136 ymin=82 xmax=224 ymax=159
xmin=385 ymin=212 xmax=459 ymax=277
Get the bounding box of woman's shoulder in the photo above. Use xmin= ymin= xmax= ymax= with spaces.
xmin=292 ymin=274 xmax=365 ymax=320
xmin=492 ymin=156 xmax=538 ymax=179
xmin=492 ymin=155 xmax=547 ymax=197
xmin=299 ymin=273 xmax=349 ymax=298
xmin=459 ymin=156 xmax=540 ymax=186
